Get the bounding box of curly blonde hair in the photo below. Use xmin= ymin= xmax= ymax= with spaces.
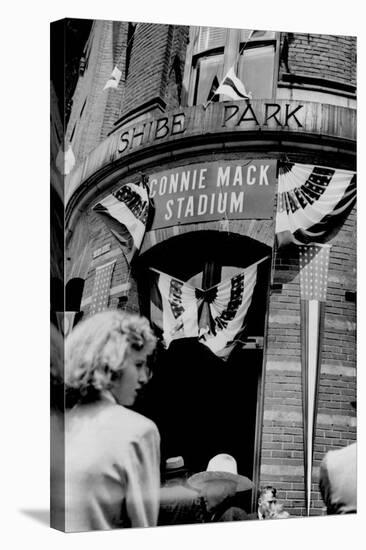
xmin=65 ymin=310 xmax=156 ymax=405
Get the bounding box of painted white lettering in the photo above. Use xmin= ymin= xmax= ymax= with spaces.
xmin=184 ymin=196 xmax=194 ymax=217
xmin=159 ymin=176 xmax=167 ymax=195
xmin=197 ymin=194 xmax=208 ymax=215
xmin=217 ymin=166 xmax=230 ymax=187
xmin=165 ymin=200 xmax=173 ymax=220
xmin=260 ymin=165 xmax=269 ymax=185
xmin=180 ymin=171 xmax=190 ymax=192
xmin=198 ymin=168 xmax=207 ymax=189
xmin=149 ymin=179 xmax=157 ymax=198
xmin=210 ymin=193 xmax=216 ymax=214
xmin=247 ymin=165 xmax=256 ymax=185
xmin=230 ymin=191 xmax=244 ymax=213
xmin=176 ymin=197 xmax=185 ymax=218
xmin=169 ymin=173 xmax=179 ymax=193
xmin=191 ymin=170 xmax=197 ymax=190
xmin=217 ymin=193 xmax=227 ymax=214
xmin=232 ymin=166 xmax=243 ymax=186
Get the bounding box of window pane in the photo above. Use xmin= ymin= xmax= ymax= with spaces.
xmin=194 ymin=54 xmax=223 ymax=104
xmin=240 ymin=29 xmax=276 ymax=42
xmin=196 ymin=26 xmax=227 ymax=53
xmin=238 ymin=45 xmax=275 ymax=99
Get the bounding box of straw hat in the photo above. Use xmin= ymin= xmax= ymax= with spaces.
xmin=188 ymin=454 xmax=253 ymax=492
xmin=164 ymin=456 xmax=188 ymax=477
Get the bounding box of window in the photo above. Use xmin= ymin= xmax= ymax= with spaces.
xmin=194 ymin=53 xmax=223 ymax=104
xmin=184 ymin=27 xmax=279 ymax=105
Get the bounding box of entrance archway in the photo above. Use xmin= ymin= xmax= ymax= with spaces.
xmin=134 ymin=230 xmax=272 ymax=506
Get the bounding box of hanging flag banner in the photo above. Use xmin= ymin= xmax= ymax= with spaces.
xmin=103 ymin=66 xmax=122 ymax=90
xmin=149 ymin=257 xmax=268 ymax=358
xmin=298 ymin=244 xmax=331 ymax=516
xmin=215 ymin=66 xmax=252 ymax=101
xmin=147 ymin=160 xmax=277 ymax=230
xmin=55 ymin=144 xmax=76 ymax=175
xmin=89 ymin=260 xmax=116 ymax=316
xmin=93 ymin=181 xmax=150 ymax=264
xmin=276 ymin=162 xmax=356 ymax=247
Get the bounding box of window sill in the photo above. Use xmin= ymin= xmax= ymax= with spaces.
xmin=278 ymin=73 xmax=356 ymax=99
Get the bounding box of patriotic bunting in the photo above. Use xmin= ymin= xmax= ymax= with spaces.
xmin=150 ymin=271 xmax=199 ymax=346
xmin=298 ymin=244 xmax=330 ymax=515
xmin=103 ymin=66 xmax=122 ymax=90
xmin=89 ymin=260 xmax=116 ymax=316
xmin=275 ymin=162 xmax=356 ymax=513
xmin=150 ymin=257 xmax=267 ymax=358
xmin=276 ymin=162 xmax=356 ymax=248
xmin=214 ymin=67 xmax=252 ymax=101
xmin=55 ymin=144 xmax=76 ymax=175
xmin=93 ymin=181 xmax=150 ymax=264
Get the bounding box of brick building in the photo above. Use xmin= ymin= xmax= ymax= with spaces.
xmin=56 ymin=19 xmax=357 ymax=518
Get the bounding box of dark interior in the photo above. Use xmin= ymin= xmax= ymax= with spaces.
xmin=134 ymin=230 xmax=271 ymax=508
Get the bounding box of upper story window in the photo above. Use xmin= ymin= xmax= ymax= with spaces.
xmin=184 ymin=27 xmax=279 ymax=106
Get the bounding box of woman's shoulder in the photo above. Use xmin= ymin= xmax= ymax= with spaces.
xmin=102 ymin=401 xmax=159 ymax=439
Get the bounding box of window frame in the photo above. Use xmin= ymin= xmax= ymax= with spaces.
xmin=183 ymin=27 xmax=280 ymax=106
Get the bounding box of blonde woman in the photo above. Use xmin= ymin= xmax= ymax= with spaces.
xmin=51 ymin=310 xmax=160 ymax=532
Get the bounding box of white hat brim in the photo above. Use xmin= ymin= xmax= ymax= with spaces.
xmin=188 ymin=471 xmax=253 ymax=492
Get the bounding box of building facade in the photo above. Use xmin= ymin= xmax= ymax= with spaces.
xmin=61 ymin=20 xmax=356 ymax=517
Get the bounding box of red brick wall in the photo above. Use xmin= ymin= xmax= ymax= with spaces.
xmin=260 ymin=204 xmax=356 ymax=516
xmin=74 ymin=211 xmax=132 ymax=317
xmin=280 ymin=33 xmax=356 ymax=88
xmin=100 ymin=22 xmax=129 ymax=141
xmin=121 ymin=23 xmax=172 ymax=117
xmin=164 ymin=26 xmax=189 ymax=110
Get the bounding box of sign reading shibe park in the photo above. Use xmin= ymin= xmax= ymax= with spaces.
xmin=148 ymin=159 xmax=277 ymax=230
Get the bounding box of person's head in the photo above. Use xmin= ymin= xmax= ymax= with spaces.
xmin=258 ymin=486 xmax=278 ymax=519
xmin=200 ymin=479 xmax=237 ymax=513
xmin=188 ymin=454 xmax=253 ymax=512
xmin=163 ymin=456 xmax=189 ymax=483
xmin=65 ymin=310 xmax=156 ymax=407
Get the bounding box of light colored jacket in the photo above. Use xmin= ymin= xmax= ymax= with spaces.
xmin=319 ymin=442 xmax=357 ymax=515
xmin=51 ymin=392 xmax=160 ymax=532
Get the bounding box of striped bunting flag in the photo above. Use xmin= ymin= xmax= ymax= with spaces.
xmin=276 ymin=162 xmax=356 ymax=248
xmin=150 ymin=270 xmax=199 ymax=347
xmin=215 ymin=67 xmax=252 ymax=101
xmin=103 ymin=66 xmax=122 ymax=90
xmin=298 ymin=244 xmax=330 ymax=516
xmin=89 ymin=260 xmax=116 ymax=316
xmin=150 ymin=257 xmax=267 ymax=358
xmin=93 ymin=181 xmax=150 ymax=264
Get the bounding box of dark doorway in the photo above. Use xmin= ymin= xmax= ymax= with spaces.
xmin=134 ymin=231 xmax=271 ymax=504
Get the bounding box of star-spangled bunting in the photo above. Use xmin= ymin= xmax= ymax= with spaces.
xmin=93 ymin=180 xmax=150 ymax=264
xmin=276 ymin=162 xmax=356 ymax=247
xmin=149 ymin=257 xmax=268 ymax=358
xmin=89 ymin=260 xmax=116 ymax=316
xmin=298 ymin=244 xmax=331 ymax=516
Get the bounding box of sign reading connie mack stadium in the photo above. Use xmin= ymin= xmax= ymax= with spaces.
xmin=147 ymin=160 xmax=277 ymax=230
